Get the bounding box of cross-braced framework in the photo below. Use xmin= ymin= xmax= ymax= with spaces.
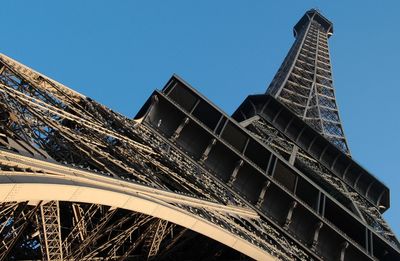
xmin=0 ymin=8 xmax=399 ymax=261
xmin=37 ymin=201 xmax=63 ymax=260
xmin=0 ymin=54 xmax=277 ymax=260
xmin=267 ymin=10 xmax=350 ymax=154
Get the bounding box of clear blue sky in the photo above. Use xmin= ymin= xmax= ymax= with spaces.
xmin=1 ymin=1 xmax=399 ymax=236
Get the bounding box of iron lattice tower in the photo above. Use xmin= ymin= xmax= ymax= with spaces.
xmin=267 ymin=10 xmax=350 ymax=154
xmin=0 ymin=8 xmax=398 ymax=261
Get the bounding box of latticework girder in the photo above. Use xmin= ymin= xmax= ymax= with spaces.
xmin=267 ymin=10 xmax=350 ymax=154
xmin=143 ymin=219 xmax=170 ymax=260
xmin=0 ymin=53 xmax=284 ymax=260
xmin=0 ymin=8 xmax=398 ymax=261
xmin=246 ymin=117 xmax=399 ymax=247
xmin=37 ymin=201 xmax=63 ymax=260
xmin=0 ymin=202 xmax=41 ymax=261
xmin=65 ymin=206 xmax=118 ymax=259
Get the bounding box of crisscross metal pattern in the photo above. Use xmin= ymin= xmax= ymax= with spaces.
xmin=267 ymin=11 xmax=350 ymax=154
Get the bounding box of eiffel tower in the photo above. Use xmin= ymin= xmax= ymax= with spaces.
xmin=0 ymin=8 xmax=398 ymax=261
xmin=265 ymin=9 xmax=349 ymax=155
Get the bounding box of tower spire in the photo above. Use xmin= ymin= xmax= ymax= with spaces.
xmin=267 ymin=9 xmax=349 ymax=154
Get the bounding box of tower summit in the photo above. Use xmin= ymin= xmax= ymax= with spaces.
xmin=293 ymin=9 xmax=333 ymax=37
xmin=267 ymin=9 xmax=349 ymax=154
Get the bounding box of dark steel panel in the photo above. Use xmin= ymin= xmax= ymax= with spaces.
xmin=136 ymin=76 xmax=398 ymax=260
xmin=233 ymin=94 xmax=390 ymax=211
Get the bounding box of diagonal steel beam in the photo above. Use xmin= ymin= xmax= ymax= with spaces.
xmin=0 ymin=202 xmax=41 ymax=261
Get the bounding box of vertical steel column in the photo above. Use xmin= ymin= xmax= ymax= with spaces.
xmin=38 ymin=201 xmax=63 ymax=260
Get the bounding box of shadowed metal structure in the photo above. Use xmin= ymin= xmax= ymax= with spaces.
xmin=266 ymin=10 xmax=350 ymax=154
xmin=0 ymin=8 xmax=398 ymax=261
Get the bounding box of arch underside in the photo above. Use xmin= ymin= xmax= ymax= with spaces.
xmin=0 ymin=53 xmax=301 ymax=260
xmin=0 ymin=158 xmax=272 ymax=261
xmin=0 ymin=200 xmax=255 ymax=261
xmin=0 ymin=7 xmax=398 ymax=259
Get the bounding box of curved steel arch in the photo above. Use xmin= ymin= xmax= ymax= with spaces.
xmin=0 ymin=178 xmax=270 ymax=260
xmin=0 ymin=151 xmax=272 ymax=261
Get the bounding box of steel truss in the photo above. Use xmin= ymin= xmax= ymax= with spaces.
xmin=267 ymin=10 xmax=350 ymax=154
xmin=247 ymin=117 xmax=399 ymax=247
xmin=0 ymin=8 xmax=398 ymax=261
xmin=142 ymin=219 xmax=170 ymax=260
xmin=0 ymin=53 xmax=288 ymax=260
xmin=37 ymin=201 xmax=63 ymax=260
xmin=140 ymin=74 xmax=399 ymax=260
